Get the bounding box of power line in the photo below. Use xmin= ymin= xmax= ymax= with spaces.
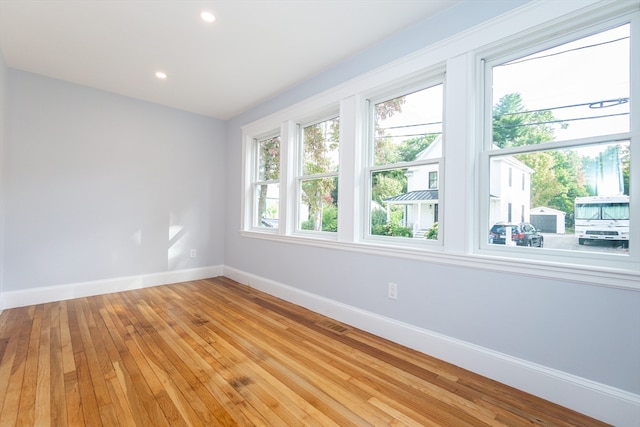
xmin=380 ymin=121 xmax=443 ymax=131
xmin=377 ymin=131 xmax=442 ymax=139
xmin=493 ymin=112 xmax=628 ymax=130
xmin=497 ymin=36 xmax=629 ymax=67
xmin=495 ymin=98 xmax=629 ymax=118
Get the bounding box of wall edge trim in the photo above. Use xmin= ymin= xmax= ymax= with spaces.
xmin=0 ymin=265 xmax=224 ymax=309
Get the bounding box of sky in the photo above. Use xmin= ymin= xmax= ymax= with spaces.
xmin=377 ymin=22 xmax=630 ymax=148
xmin=492 ymin=23 xmax=630 ymax=143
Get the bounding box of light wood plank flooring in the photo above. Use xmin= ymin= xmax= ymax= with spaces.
xmin=0 ymin=277 xmax=608 ymax=426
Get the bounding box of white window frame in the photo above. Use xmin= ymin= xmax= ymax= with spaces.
xmin=477 ymin=10 xmax=639 ymax=274
xmin=245 ymin=132 xmax=282 ymax=233
xmin=363 ymin=78 xmax=445 ymax=247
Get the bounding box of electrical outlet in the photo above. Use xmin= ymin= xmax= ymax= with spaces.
xmin=388 ymin=282 xmax=398 ymax=300
xmin=190 ymin=249 xmax=197 ymax=258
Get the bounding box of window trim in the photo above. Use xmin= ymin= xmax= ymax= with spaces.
xmin=363 ymin=78 xmax=445 ymax=245
xmin=477 ymin=10 xmax=638 ymax=273
xmin=244 ymin=131 xmax=282 ymax=233
xmin=239 ymin=0 xmax=640 ymax=290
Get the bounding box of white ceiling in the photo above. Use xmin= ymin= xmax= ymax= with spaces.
xmin=0 ymin=0 xmax=458 ymax=120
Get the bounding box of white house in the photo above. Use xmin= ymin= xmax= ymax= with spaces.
xmin=489 ymin=154 xmax=534 ymax=226
xmin=385 ymin=136 xmax=533 ymax=235
xmin=384 ymin=135 xmax=442 ymax=235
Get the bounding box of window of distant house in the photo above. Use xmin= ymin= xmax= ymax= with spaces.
xmin=297 ymin=116 xmax=340 ymax=233
xmin=253 ymin=134 xmax=281 ymax=229
xmin=428 ymin=171 xmax=438 ymax=189
xmin=367 ymin=82 xmax=443 ymax=242
xmin=484 ymin=21 xmax=633 ymax=260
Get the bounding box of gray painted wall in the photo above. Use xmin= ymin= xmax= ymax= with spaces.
xmin=224 ymin=1 xmax=640 ymax=394
xmin=4 ymin=70 xmax=226 ymax=290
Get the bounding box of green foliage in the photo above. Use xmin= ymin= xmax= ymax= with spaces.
xmin=258 ymin=136 xmax=280 ymax=180
xmin=370 ymin=208 xmax=412 ymax=237
xmin=621 ymin=145 xmax=630 ymax=196
xmin=494 ymin=94 xmax=584 ymax=228
xmin=257 ymin=136 xmax=280 ymax=219
xmin=581 ymin=144 xmax=628 ymax=196
xmin=492 ymin=93 xmax=564 ymax=148
xmin=301 ymin=204 xmax=337 ymax=232
xmin=302 ymin=119 xmax=339 ymax=231
xmin=425 ymin=222 xmax=438 ymax=240
xmin=397 ymin=135 xmax=438 ymax=162
xmin=371 ymin=171 xmax=406 ymax=205
xmin=387 ymin=223 xmax=413 ymax=237
xmin=373 ymin=97 xmax=406 ymax=165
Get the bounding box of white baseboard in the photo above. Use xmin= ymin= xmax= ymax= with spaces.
xmin=223 ymin=266 xmax=640 ymax=426
xmin=0 ymin=265 xmax=223 ymax=309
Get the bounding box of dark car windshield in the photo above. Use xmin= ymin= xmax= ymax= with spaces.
xmin=491 ymin=225 xmax=518 ymax=234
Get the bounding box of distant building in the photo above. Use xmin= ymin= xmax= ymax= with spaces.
xmin=489 ymin=153 xmax=534 ymax=226
xmin=530 ymin=206 xmax=566 ymax=234
xmin=384 ymin=136 xmax=533 ymax=236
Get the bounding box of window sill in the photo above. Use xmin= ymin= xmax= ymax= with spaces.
xmin=240 ymin=229 xmax=640 ymax=291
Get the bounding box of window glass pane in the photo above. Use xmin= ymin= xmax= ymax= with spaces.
xmin=371 ymin=165 xmax=439 ymax=239
xmin=488 ymin=141 xmax=630 ymax=251
xmin=303 ymin=118 xmax=339 ymax=175
xmin=255 ymin=183 xmax=279 ymax=228
xmin=374 ymin=84 xmax=443 ymax=165
xmin=492 ymin=24 xmax=630 ymax=146
xmin=428 ymin=171 xmax=438 ymax=189
xmin=257 ymin=136 xmax=280 ymax=181
xmin=299 ymin=177 xmax=338 ymax=232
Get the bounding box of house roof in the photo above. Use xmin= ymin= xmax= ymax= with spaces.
xmin=385 ymin=190 xmax=439 ymax=203
xmin=530 ymin=206 xmax=567 ymax=216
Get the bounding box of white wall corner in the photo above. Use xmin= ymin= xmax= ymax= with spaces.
xmin=222 ymin=265 xmax=640 ymax=426
xmin=0 ymin=265 xmax=224 ymax=309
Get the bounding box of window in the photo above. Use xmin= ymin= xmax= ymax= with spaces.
xmin=484 ymin=22 xmax=633 ymax=262
xmin=298 ymin=116 xmax=340 ymax=233
xmin=428 ymin=171 xmax=438 ymax=189
xmin=253 ymin=135 xmax=280 ymax=229
xmin=368 ymin=83 xmax=443 ymax=241
xmin=240 ymin=1 xmax=638 ymax=287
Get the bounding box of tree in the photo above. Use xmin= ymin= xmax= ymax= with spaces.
xmin=581 ymin=144 xmax=627 ymax=196
xmin=397 ymin=134 xmax=438 ymax=162
xmin=493 ymin=93 xmax=591 ymax=220
xmin=301 ymin=119 xmax=339 ymax=231
xmin=257 ymin=136 xmax=280 ymax=222
xmin=493 ymin=93 xmax=563 ymax=148
xmin=371 ymin=171 xmax=406 ymax=205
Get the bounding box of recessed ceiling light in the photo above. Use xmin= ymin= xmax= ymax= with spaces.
xmin=200 ymin=11 xmax=215 ymax=23
xmin=155 ymin=71 xmax=168 ymax=80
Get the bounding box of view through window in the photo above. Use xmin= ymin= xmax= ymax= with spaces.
xmin=298 ymin=117 xmax=340 ymax=232
xmin=369 ymin=83 xmax=443 ymax=241
xmin=487 ymin=24 xmax=631 ymax=254
xmin=255 ymin=135 xmax=280 ymax=229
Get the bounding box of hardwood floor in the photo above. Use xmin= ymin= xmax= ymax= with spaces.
xmin=0 ymin=277 xmax=608 ymax=426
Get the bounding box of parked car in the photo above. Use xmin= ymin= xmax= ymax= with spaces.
xmin=489 ymin=222 xmax=544 ymax=247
